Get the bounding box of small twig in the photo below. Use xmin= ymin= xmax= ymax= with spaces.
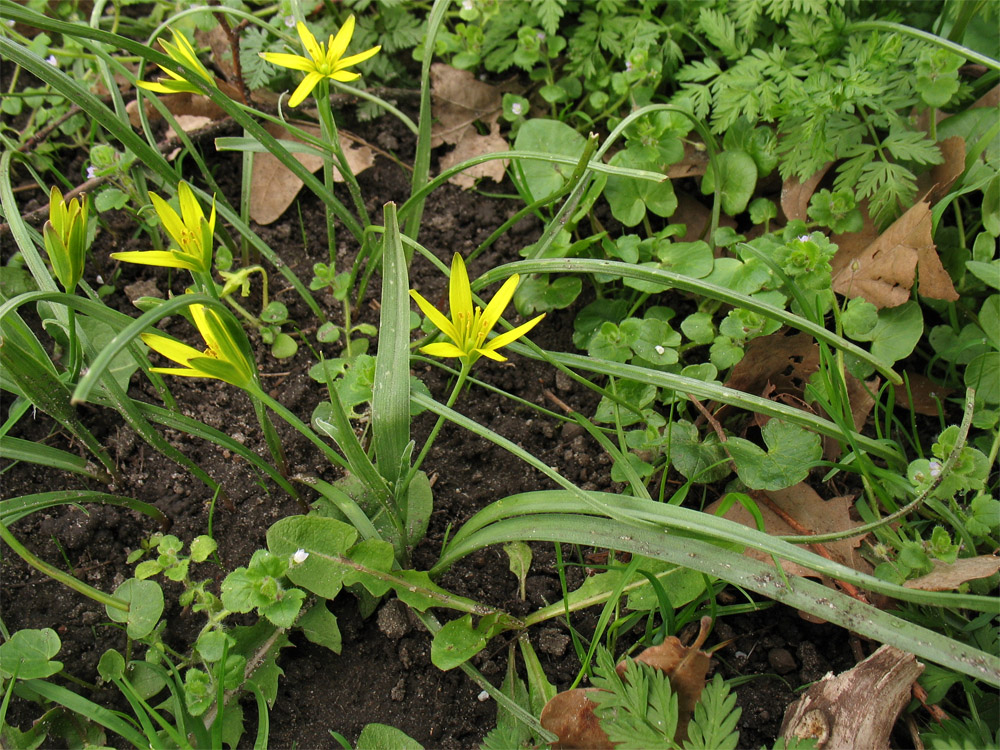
xmin=542 ymin=388 xmax=573 ymax=415
xmin=912 ymin=681 xmax=949 ymax=723
xmin=209 ymin=1 xmax=251 ymax=106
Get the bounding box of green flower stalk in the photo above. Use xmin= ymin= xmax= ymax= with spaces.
xmin=410 ymin=253 xmax=545 ymax=368
xmin=137 ymin=29 xmax=215 ymax=95
xmin=43 ymin=186 xmax=90 ymax=293
xmin=261 ymin=17 xmax=380 ymax=108
xmin=404 ymin=253 xmax=544 ymax=490
xmin=261 ymin=15 xmax=380 ymax=355
xmin=112 ymin=182 xmax=218 ymax=295
xmin=141 ymin=303 xmax=256 ymax=389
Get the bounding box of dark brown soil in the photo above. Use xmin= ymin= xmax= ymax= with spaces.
xmin=2 ymin=111 xmax=861 ymax=749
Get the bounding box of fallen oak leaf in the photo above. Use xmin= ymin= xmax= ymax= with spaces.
xmin=781 ymin=162 xmax=833 ymax=222
xmin=831 ymin=199 xmax=958 ymax=307
xmin=903 ymin=555 xmax=1000 ymax=591
xmin=430 ymin=63 xmax=512 ymax=188
xmin=248 ymin=121 xmax=374 ymax=225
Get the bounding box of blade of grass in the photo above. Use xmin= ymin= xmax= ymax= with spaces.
xmin=0 ymin=490 xmax=168 ymax=527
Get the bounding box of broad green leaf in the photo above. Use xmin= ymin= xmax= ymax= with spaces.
xmin=850 ymin=301 xmax=923 ymax=377
xmin=0 ymin=628 xmax=62 ymax=680
xmin=405 ymin=470 xmax=433 ymax=548
xmin=431 ymin=613 xmax=503 ymax=671
xmin=266 ymin=515 xmax=359 ymax=599
xmin=97 ymin=648 xmax=125 ymax=681
xmin=503 ymin=541 xmax=532 ymax=600
xmin=356 ymin=723 xmax=424 ymax=750
xmin=605 ymin=147 xmax=677 ymax=227
xmin=298 ymin=602 xmax=342 ymax=654
xmin=625 ymin=558 xmax=707 ymax=611
xmin=727 ymin=420 xmax=821 ymax=491
xmin=667 ymin=421 xmax=729 ymax=483
xmin=106 ymin=579 xmax=163 ymax=639
xmin=701 ymin=149 xmax=757 ymax=215
xmin=513 ymin=119 xmax=586 ymax=201
xmin=965 ymin=352 xmax=1000 ymax=404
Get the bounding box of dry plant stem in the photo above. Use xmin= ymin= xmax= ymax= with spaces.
xmin=209 ymin=3 xmax=250 ymax=105
xmin=911 ymin=681 xmax=949 ymax=723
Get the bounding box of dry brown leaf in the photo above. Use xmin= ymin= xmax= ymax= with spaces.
xmin=540 ymin=618 xmax=712 ymax=748
xmin=780 ymin=645 xmax=923 ymax=750
xmin=705 ymin=484 xmax=871 ymax=582
xmin=249 ymin=122 xmax=374 ymax=225
xmin=538 ymin=689 xmax=612 ymax=750
xmin=126 ymin=93 xmax=228 ymax=129
xmin=972 ymin=83 xmax=1000 ymax=110
xmin=831 ymin=201 xmax=924 ymax=307
xmin=673 ymin=191 xmax=736 ymax=243
xmin=725 ymin=332 xmax=819 ymax=397
xmin=430 ymin=63 xmax=510 ymax=188
xmin=894 ymin=374 xmax=953 ymax=416
xmin=781 ymin=163 xmax=833 ymax=222
xmin=918 ymin=136 xmax=966 ymax=204
xmin=832 ymin=199 xmax=958 ymax=306
xmin=904 ymin=555 xmax=1000 ymax=591
xmin=438 ymin=120 xmax=507 ymax=189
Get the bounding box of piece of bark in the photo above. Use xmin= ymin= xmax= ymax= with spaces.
xmin=780 ymin=645 xmax=923 ymax=750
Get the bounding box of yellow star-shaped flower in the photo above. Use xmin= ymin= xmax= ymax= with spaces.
xmin=262 ymin=16 xmax=380 ymax=108
xmin=111 ymin=182 xmax=215 ymax=273
xmin=137 ymin=29 xmax=215 ymax=95
xmin=410 ymin=253 xmax=544 ymax=367
xmin=141 ymin=304 xmax=256 ymax=389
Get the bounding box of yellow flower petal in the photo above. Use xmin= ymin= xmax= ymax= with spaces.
xmin=474 ymin=347 xmax=508 ymax=362
xmin=409 ymin=289 xmax=459 ymax=343
xmin=449 ymin=253 xmax=473 ymax=326
xmin=260 ymin=52 xmax=315 ymax=72
xmin=421 ymin=342 xmax=468 ymax=359
xmin=288 ymin=71 xmax=324 ymax=107
xmin=141 ymin=332 xmax=203 ymax=365
xmin=482 ymin=313 xmax=545 ymax=353
xmin=111 ymin=250 xmax=199 ymax=270
xmin=337 ymin=45 xmax=381 ymax=70
xmin=296 ymin=22 xmax=323 ymax=63
xmin=479 ymin=274 xmax=519 ymax=337
xmin=328 ymin=15 xmax=356 ymax=63
xmin=330 ymin=70 xmax=362 ymax=83
xmin=149 ymin=191 xmax=186 ymax=248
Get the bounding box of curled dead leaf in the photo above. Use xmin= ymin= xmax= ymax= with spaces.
xmin=781 ymin=163 xmax=833 ymax=223
xmin=430 ymin=63 xmax=512 ymax=188
xmin=903 ymin=555 xmax=1000 ymax=591
xmin=248 ymin=122 xmax=374 ymax=225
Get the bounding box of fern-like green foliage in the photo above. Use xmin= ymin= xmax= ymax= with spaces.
xmin=675 ymin=2 xmax=957 ymax=226
xmin=586 ymin=647 xmax=742 ymax=750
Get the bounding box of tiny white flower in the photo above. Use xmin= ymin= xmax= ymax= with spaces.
xmin=292 ymin=548 xmax=309 ymax=564
xmin=798 ymin=235 xmax=811 ymax=243
xmin=654 ymin=345 xmax=665 ymax=355
xmin=462 ymin=0 xmax=474 ymax=9
xmin=96 ymin=274 xmax=104 ymax=284
xmin=283 ymin=15 xmax=296 ymax=28
xmin=625 ymin=60 xmax=634 ymax=73
xmin=477 ymin=690 xmax=490 ymax=702
xmin=45 ymin=54 xmax=58 ymax=66
xmin=86 ymin=165 xmax=97 ymax=179
xmin=510 ymin=102 xmax=523 ymax=116
xmin=928 ymin=461 xmax=942 ymax=478
xmin=536 ymin=31 xmax=546 ymax=41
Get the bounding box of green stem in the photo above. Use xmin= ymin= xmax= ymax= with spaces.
xmin=403 ymin=359 xmax=472 ymax=491
xmin=246 ymin=385 xmax=349 ymax=472
xmin=0 ymin=522 xmax=129 ymax=612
